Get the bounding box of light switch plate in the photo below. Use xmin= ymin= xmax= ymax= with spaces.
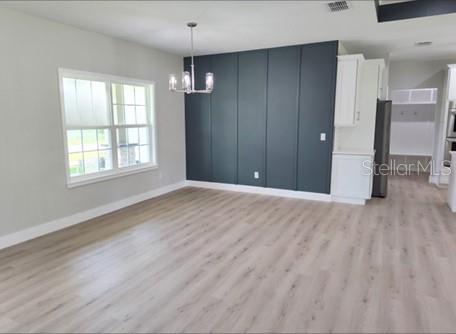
xmin=320 ymin=133 xmax=326 ymax=141
xmin=254 ymin=171 xmax=259 ymax=179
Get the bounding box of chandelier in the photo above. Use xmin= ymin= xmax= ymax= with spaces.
xmin=169 ymin=23 xmax=214 ymax=94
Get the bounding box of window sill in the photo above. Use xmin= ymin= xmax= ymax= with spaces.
xmin=67 ymin=164 xmax=159 ymax=188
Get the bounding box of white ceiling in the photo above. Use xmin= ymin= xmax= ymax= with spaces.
xmin=2 ymin=1 xmax=456 ymax=61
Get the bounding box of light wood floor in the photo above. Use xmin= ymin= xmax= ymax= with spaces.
xmin=1 ymin=174 xmax=456 ymax=333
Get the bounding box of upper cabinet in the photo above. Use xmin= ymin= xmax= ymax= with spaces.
xmin=449 ymin=65 xmax=456 ymax=101
xmin=334 ymin=54 xmax=364 ymax=127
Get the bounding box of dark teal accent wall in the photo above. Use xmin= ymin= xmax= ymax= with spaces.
xmin=266 ymin=46 xmax=300 ymax=190
xmin=297 ymin=42 xmax=338 ymax=193
xmin=184 ymin=40 xmax=338 ymax=194
xmin=184 ymin=56 xmax=212 ymax=181
xmin=211 ymin=53 xmax=238 ymax=184
xmin=238 ymin=50 xmax=267 ymax=187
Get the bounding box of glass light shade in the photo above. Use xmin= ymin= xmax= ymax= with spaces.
xmin=182 ymin=71 xmax=191 ymax=91
xmin=205 ymin=72 xmax=214 ymax=91
xmin=169 ymin=74 xmax=177 ymax=91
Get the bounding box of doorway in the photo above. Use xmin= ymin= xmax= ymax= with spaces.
xmin=389 ymin=88 xmax=437 ymax=179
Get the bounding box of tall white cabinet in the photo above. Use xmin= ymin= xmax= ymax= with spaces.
xmin=331 ymin=57 xmax=385 ymax=205
xmin=334 ymin=54 xmax=364 ymax=127
xmin=449 ymin=65 xmax=456 ymax=101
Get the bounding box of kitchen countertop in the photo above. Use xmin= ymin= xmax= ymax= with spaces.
xmin=333 ymin=148 xmax=375 ymax=156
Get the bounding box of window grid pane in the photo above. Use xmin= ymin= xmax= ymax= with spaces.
xmin=124 ymin=85 xmax=135 ymax=105
xmin=134 ymin=86 xmax=146 ymax=106
xmin=125 ymin=105 xmax=136 ymax=124
xmin=112 ymin=83 xmax=148 ymax=126
xmin=82 ymin=129 xmax=98 ymax=151
xmin=97 ymin=129 xmax=111 ymax=150
xmin=69 ymin=152 xmax=84 ymax=177
xmin=140 ymin=145 xmax=150 ymax=163
xmin=67 ymin=129 xmax=83 ymax=153
xmin=136 ymin=106 xmax=147 ymax=124
xmin=83 ymin=151 xmax=99 ymax=175
xmin=98 ymin=150 xmax=113 ymax=171
xmin=118 ymin=146 xmax=129 ymax=168
xmin=67 ymin=127 xmax=114 ymax=177
xmin=116 ymin=125 xmax=151 ymax=168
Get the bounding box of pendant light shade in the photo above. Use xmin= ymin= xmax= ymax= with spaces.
xmin=182 ymin=71 xmax=192 ymax=92
xmin=205 ymin=72 xmax=214 ymax=91
xmin=169 ymin=74 xmax=177 ymax=91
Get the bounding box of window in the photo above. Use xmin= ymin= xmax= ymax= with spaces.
xmin=59 ymin=69 xmax=157 ymax=187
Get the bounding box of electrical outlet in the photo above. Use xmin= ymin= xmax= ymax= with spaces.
xmin=320 ymin=133 xmax=326 ymax=141
xmin=254 ymin=171 xmax=259 ymax=179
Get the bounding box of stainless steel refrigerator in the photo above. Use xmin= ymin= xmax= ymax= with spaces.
xmin=372 ymin=100 xmax=392 ymax=198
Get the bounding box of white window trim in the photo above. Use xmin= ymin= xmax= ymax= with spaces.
xmin=58 ymin=68 xmax=159 ymax=188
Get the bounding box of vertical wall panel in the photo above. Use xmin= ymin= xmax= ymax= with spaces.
xmin=266 ymin=46 xmax=300 ymax=190
xmin=238 ymin=50 xmax=267 ymax=186
xmin=211 ymin=53 xmax=238 ymax=184
xmin=184 ymin=56 xmax=212 ymax=181
xmin=297 ymin=41 xmax=338 ymax=193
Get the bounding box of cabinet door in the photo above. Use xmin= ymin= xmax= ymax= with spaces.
xmin=449 ymin=67 xmax=456 ymax=101
xmin=211 ymin=53 xmax=238 ymax=184
xmin=297 ymin=41 xmax=337 ymax=194
xmin=377 ymin=63 xmax=384 ymax=99
xmin=238 ymin=50 xmax=267 ymax=186
xmin=334 ymin=58 xmax=359 ymax=127
xmin=185 ymin=56 xmax=212 ymax=181
xmin=331 ymin=154 xmax=372 ymax=199
xmin=266 ymin=46 xmax=300 ymax=190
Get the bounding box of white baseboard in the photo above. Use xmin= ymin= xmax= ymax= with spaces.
xmin=429 ymin=174 xmax=438 ymax=185
xmin=185 ymin=180 xmax=332 ymax=202
xmin=331 ymin=196 xmax=366 ymax=205
xmin=0 ymin=181 xmax=186 ymax=251
xmin=440 ymin=174 xmax=450 ymax=186
xmin=186 ymin=180 xmax=368 ymax=205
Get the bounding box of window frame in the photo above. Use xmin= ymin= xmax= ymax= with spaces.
xmin=58 ymin=68 xmax=158 ymax=188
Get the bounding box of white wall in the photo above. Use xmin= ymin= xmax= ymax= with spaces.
xmin=0 ymin=8 xmax=185 ymax=237
xmin=389 ymin=104 xmax=435 ymax=156
xmin=338 ymin=42 xmax=349 ymax=55
xmin=389 ymin=60 xmax=451 ymax=159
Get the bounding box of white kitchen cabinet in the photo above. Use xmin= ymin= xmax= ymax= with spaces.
xmin=331 ymin=151 xmax=374 ymax=205
xmin=334 ymin=54 xmax=365 ymax=127
xmin=447 ymin=152 xmax=456 ymax=212
xmin=449 ymin=65 xmax=456 ymax=101
xmin=376 ymin=60 xmax=385 ymax=99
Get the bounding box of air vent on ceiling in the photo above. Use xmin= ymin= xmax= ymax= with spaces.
xmin=327 ymin=1 xmax=350 ymax=12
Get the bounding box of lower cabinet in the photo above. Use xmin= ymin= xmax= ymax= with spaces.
xmin=331 ymin=152 xmax=374 ymax=205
